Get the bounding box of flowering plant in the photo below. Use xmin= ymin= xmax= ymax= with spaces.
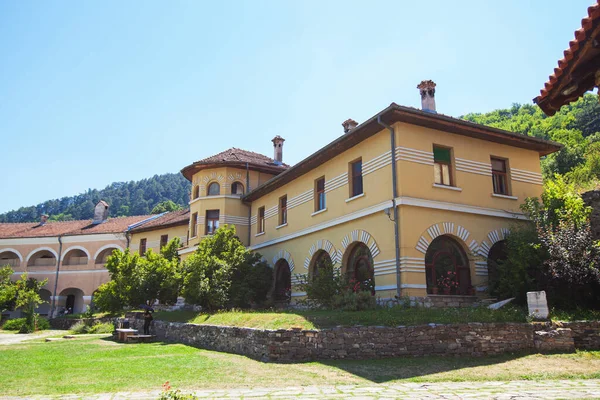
xmin=437 ymin=270 xmax=459 ymax=292
xmin=159 ymin=381 xmax=198 ymax=400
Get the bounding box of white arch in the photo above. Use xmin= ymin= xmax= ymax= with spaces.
xmin=61 ymin=246 xmax=91 ymax=259
xmin=304 ymin=239 xmax=339 ymax=269
xmin=26 ymin=247 xmax=59 ymax=263
xmin=340 ymin=229 xmax=380 ymax=260
xmin=415 ymin=222 xmax=479 ymax=255
xmin=478 ymin=228 xmax=510 ymax=257
xmin=272 ymin=250 xmax=295 ymax=272
xmin=93 ymin=244 xmax=124 ymax=261
xmin=0 ymin=248 xmax=23 ymax=262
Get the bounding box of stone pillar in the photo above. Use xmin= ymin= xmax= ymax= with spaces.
xmin=82 ymin=296 xmax=93 ymax=312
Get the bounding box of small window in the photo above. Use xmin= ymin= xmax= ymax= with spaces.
xmin=491 ymin=157 xmax=509 ymax=195
xmin=160 ymin=234 xmax=168 ymax=249
xmin=205 ymin=210 xmax=220 ymax=235
xmin=257 ymin=206 xmax=265 ymax=234
xmin=279 ymin=195 xmax=287 ymax=225
xmin=315 ymin=177 xmax=326 ymax=211
xmin=433 ymin=146 xmax=453 ymax=186
xmin=350 ymin=159 xmax=363 ymax=198
xmin=207 ymin=182 xmax=220 ymax=196
xmin=139 ymin=238 xmax=147 ymax=256
xmin=191 ymin=212 xmax=198 ymax=237
xmin=231 ymin=182 xmax=244 ymax=195
xmin=193 ymin=185 xmax=200 ymax=200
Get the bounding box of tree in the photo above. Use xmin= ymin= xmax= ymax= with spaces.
xmin=161 ymin=236 xmax=182 ymax=262
xmin=151 ymin=200 xmax=182 ymax=214
xmin=13 ymin=273 xmax=47 ymax=333
xmin=0 ymin=266 xmax=16 ymax=312
xmin=181 ymin=225 xmax=271 ymax=311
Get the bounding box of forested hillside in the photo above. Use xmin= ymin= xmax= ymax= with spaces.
xmin=0 ymin=173 xmax=190 ymax=223
xmin=462 ymin=93 xmax=600 ymax=185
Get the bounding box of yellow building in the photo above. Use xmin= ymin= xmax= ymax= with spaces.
xmin=178 ymin=80 xmax=560 ymax=304
xmin=129 ymin=209 xmax=190 ymax=255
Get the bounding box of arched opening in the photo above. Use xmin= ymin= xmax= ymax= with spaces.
xmin=487 ymin=240 xmax=507 ymax=296
xmin=425 ymin=235 xmax=471 ymax=295
xmin=95 ymin=247 xmax=119 ymax=265
xmin=309 ymin=250 xmax=332 ymax=279
xmin=207 ymin=182 xmax=220 ymax=196
xmin=344 ymin=243 xmax=374 ymax=292
xmin=231 ymin=181 xmax=244 ymax=195
xmin=63 ymin=249 xmax=89 ymax=266
xmin=27 ymin=250 xmax=56 ymax=268
xmin=193 ymin=185 xmax=200 ymax=199
xmin=273 ymin=259 xmax=291 ymax=302
xmin=59 ymin=288 xmax=85 ymax=314
xmin=36 ymin=289 xmax=51 ymax=316
xmin=0 ymin=250 xmax=21 ymax=268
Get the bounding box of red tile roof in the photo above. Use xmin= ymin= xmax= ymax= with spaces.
xmin=129 ymin=209 xmax=190 ymax=233
xmin=0 ymin=215 xmax=154 ymax=239
xmin=534 ymin=1 xmax=600 ymax=115
xmin=181 ymin=147 xmax=289 ymax=180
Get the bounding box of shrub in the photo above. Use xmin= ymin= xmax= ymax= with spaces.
xmin=331 ymin=290 xmax=376 ymax=311
xmin=70 ymin=320 xmax=113 ymax=334
xmin=159 ymin=381 xmax=198 ymax=400
xmin=69 ymin=321 xmax=88 ymax=334
xmin=88 ymin=322 xmax=114 ymax=334
xmin=2 ymin=318 xmax=26 ymax=331
xmin=297 ymin=259 xmax=346 ymax=309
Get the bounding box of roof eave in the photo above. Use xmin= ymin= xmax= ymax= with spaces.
xmin=181 ymin=161 xmax=286 ymax=181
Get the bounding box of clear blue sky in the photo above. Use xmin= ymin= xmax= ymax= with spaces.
xmin=0 ymin=0 xmax=592 ymax=213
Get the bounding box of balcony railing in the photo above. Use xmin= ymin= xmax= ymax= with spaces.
xmin=29 ymin=258 xmax=56 ymax=267
xmin=63 ymin=257 xmax=89 ymax=266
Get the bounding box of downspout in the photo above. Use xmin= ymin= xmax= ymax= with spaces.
xmin=377 ymin=116 xmax=402 ymax=299
xmin=49 ymin=235 xmax=63 ymax=318
xmin=246 ymin=162 xmax=251 ymax=246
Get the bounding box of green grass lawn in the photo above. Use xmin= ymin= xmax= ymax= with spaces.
xmin=1 ymin=335 xmax=599 ymax=396
xmin=152 ymin=306 xmax=529 ymax=330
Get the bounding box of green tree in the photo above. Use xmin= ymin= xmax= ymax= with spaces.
xmin=13 ymin=273 xmax=48 ymax=333
xmin=161 ymin=237 xmax=182 ymax=262
xmin=151 ymin=200 xmax=183 ymax=214
xmin=0 ymin=266 xmax=16 ymax=312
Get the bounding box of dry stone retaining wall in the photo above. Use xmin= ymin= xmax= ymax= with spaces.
xmin=126 ymin=313 xmax=599 ymax=362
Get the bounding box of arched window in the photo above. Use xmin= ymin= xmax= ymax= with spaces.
xmin=27 ymin=250 xmax=57 ymax=268
xmin=0 ymin=250 xmax=21 ymax=267
xmin=63 ymin=249 xmax=89 ymax=266
xmin=95 ymin=247 xmax=119 ymax=265
xmin=274 ymin=260 xmax=291 ymax=302
xmin=487 ymin=240 xmax=507 ymax=296
xmin=193 ymin=185 xmax=200 ymax=200
xmin=309 ymin=250 xmax=332 ymax=279
xmin=231 ymin=182 xmax=244 ymax=195
xmin=345 ymin=243 xmax=374 ymax=291
xmin=425 ymin=236 xmax=471 ymax=295
xmin=207 ymin=182 xmax=220 ymax=196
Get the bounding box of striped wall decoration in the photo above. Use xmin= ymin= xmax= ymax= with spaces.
xmin=475 ymin=261 xmax=488 ymax=276
xmin=250 ymin=215 xmax=257 ymax=226
xmin=291 ymin=273 xmax=306 ymax=285
xmin=223 ymin=215 xmax=249 ymax=226
xmin=455 ymin=158 xmax=492 ymax=177
xmin=511 ymin=168 xmax=543 ymax=185
xmin=227 ymin=172 xmax=244 ymax=182
xmin=303 ymin=239 xmax=338 ymax=269
xmin=324 ymin=173 xmax=348 ymax=193
xmin=264 ymin=205 xmax=278 ymax=219
xmin=288 ymin=189 xmax=313 ymax=209
xmin=478 ymin=228 xmax=510 ymax=257
xmin=272 ymin=250 xmax=295 ymax=272
xmin=362 ymin=151 xmax=392 ymax=176
xmin=373 ymin=257 xmax=426 ymax=277
xmin=395 ymin=146 xmax=434 ymax=165
xmin=340 ymin=229 xmax=380 ymax=258
xmin=416 ymin=222 xmax=473 ymax=253
xmin=202 ymin=172 xmax=225 ymax=183
xmin=468 ymin=239 xmax=479 ymax=254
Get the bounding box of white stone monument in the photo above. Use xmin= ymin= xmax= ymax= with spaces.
xmin=527 ymin=291 xmax=549 ymax=320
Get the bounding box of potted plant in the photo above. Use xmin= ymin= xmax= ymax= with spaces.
xmin=437 ymin=271 xmax=459 ymax=295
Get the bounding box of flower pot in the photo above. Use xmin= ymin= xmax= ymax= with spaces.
xmin=442 ymin=288 xmax=451 ymax=295
xmin=431 ymin=287 xmax=439 ymax=295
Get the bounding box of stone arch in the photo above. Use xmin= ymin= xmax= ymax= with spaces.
xmin=340 ymin=229 xmax=380 ymax=263
xmin=59 ymin=287 xmax=85 ymax=314
xmin=425 ymin=235 xmax=472 ymax=295
xmin=304 ymin=239 xmax=338 ymax=270
xmin=416 ymin=222 xmax=479 ymax=255
xmin=478 ymin=228 xmax=510 ymax=257
xmin=62 ymin=246 xmax=91 ymax=260
xmin=272 ymin=250 xmax=295 ymax=272
xmin=0 ymin=248 xmax=23 ymax=267
xmin=62 ymin=247 xmax=90 ymax=266
xmin=227 ymin=172 xmax=244 ymax=182
xmin=94 ymin=244 xmax=124 ymax=264
xmin=26 ymin=247 xmax=58 ymax=267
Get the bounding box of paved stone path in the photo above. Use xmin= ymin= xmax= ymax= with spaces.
xmin=0 ymin=330 xmax=69 ymax=346
xmin=5 ymin=380 xmax=600 ymax=399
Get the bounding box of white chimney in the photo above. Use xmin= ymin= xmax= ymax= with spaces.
xmin=92 ymin=200 xmax=109 ymax=225
xmin=271 ymin=135 xmax=285 ymax=165
xmin=417 ymin=80 xmax=437 ymax=113
xmin=40 ymin=214 xmax=48 ymax=225
xmin=342 ymin=119 xmax=359 ymax=134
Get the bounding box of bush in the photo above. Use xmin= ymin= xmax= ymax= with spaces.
xmin=2 ymin=318 xmax=26 ymax=331
xmin=88 ymin=322 xmax=114 ymax=334
xmin=331 ymin=290 xmax=376 ymax=311
xmin=70 ymin=320 xmax=114 ymax=334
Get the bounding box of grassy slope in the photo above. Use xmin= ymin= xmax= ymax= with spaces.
xmin=152 ymin=307 xmax=529 ymax=330
xmin=1 ymin=336 xmax=599 ymax=396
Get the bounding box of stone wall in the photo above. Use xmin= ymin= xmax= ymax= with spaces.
xmin=126 ymin=314 xmax=600 ymax=362
xmin=49 ymin=317 xmax=115 ymax=330
xmin=582 ymin=190 xmax=600 ymax=240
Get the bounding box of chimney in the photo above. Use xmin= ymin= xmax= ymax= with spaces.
xmin=342 ymin=119 xmax=358 ymax=134
xmin=417 ymin=80 xmax=437 ymax=113
xmin=271 ymin=135 xmax=285 ymax=165
xmin=40 ymin=214 xmax=48 ymax=225
xmin=92 ymin=200 xmax=109 ymax=225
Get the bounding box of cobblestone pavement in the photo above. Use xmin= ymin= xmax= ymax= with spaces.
xmin=5 ymin=380 xmax=600 ymax=399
